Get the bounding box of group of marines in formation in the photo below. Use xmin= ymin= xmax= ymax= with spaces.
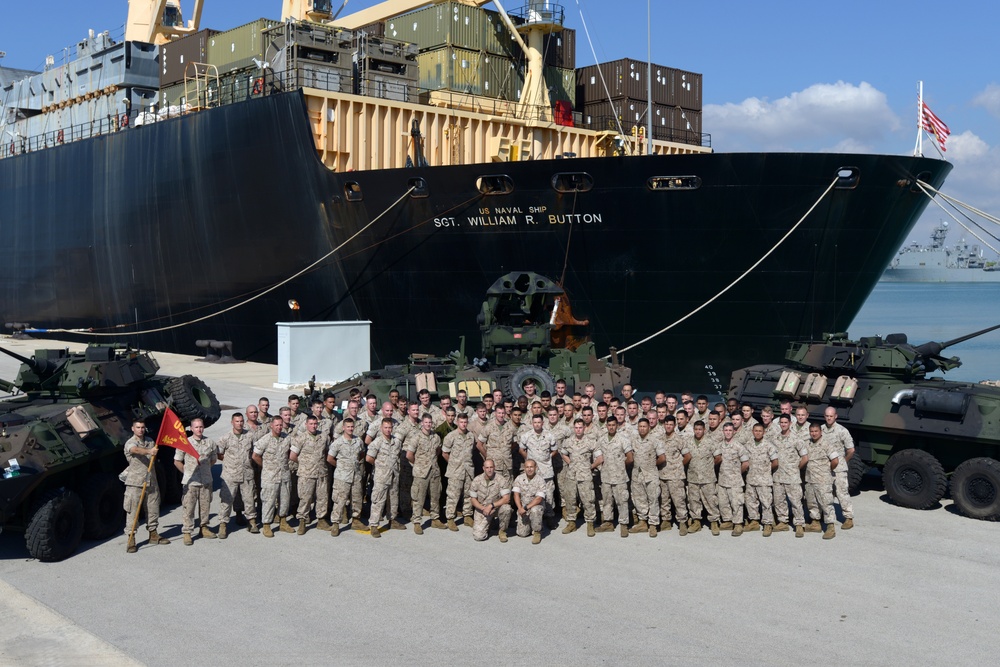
xmin=121 ymin=378 xmax=855 ymax=552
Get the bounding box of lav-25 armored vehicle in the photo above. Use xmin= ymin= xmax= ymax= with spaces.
xmin=728 ymin=324 xmax=1000 ymax=521
xmin=0 ymin=344 xmax=220 ymax=561
xmin=324 ymin=272 xmax=631 ymax=405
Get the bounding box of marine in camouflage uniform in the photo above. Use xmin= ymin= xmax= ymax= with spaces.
xmin=477 ymin=407 xmax=516 ymax=487
xmin=513 ymin=460 xmax=547 ymax=543
xmin=595 ymin=418 xmax=633 ymax=536
xmin=628 ymin=419 xmax=666 ymax=537
xmin=559 ymin=420 xmax=603 ymax=535
xmin=686 ymin=421 xmax=722 ymax=533
xmin=822 ymin=407 xmax=855 ymax=528
xmin=545 ymin=408 xmax=573 ymax=518
xmin=253 ymin=417 xmax=294 ymax=536
xmin=771 ymin=414 xmax=809 ymax=536
xmin=658 ymin=416 xmax=690 ymax=534
xmin=217 ymin=413 xmax=258 ymax=535
xmin=122 ymin=421 xmax=169 ymax=551
xmin=470 ymin=460 xmax=512 ymax=542
xmin=716 ymin=423 xmax=750 ymax=535
xmin=804 ymin=423 xmax=839 ymax=539
xmin=290 ymin=416 xmax=331 ymax=533
xmin=365 ymin=419 xmax=403 ymax=536
xmin=175 ymin=419 xmax=218 ymax=544
xmin=326 ymin=419 xmax=364 ymax=536
xmin=394 ymin=405 xmax=422 ymax=521
xmin=744 ymin=424 xmax=779 ymax=535
xmin=443 ymin=415 xmax=476 ymax=529
xmin=518 ymin=415 xmax=558 ymax=524
xmin=406 ymin=416 xmax=445 ymax=533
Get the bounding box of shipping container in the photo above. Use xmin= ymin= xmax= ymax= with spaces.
xmin=672 ymin=68 xmax=702 ymax=110
xmin=576 ymin=58 xmax=691 ymax=106
xmin=385 ymin=1 xmax=486 ymax=52
xmin=417 ymin=47 xmax=520 ymax=100
xmin=580 ymin=98 xmax=703 ymax=146
xmin=160 ymin=29 xmax=218 ymax=87
xmin=541 ymin=29 xmax=575 ymax=69
xmin=544 ymin=66 xmax=576 ymax=106
xmin=206 ymin=18 xmax=280 ymax=75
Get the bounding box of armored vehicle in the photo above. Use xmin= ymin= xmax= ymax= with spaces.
xmin=325 ymin=272 xmax=631 ymax=405
xmin=728 ymin=324 xmax=1000 ymax=521
xmin=0 ymin=344 xmax=220 ymax=561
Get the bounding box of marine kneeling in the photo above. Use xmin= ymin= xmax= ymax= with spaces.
xmin=470 ymin=459 xmax=512 ymax=542
xmin=513 ymin=459 xmax=547 ymax=544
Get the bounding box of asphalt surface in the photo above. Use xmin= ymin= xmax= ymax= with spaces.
xmin=1 ymin=338 xmax=998 ymax=665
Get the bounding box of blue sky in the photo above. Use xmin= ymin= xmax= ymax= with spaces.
xmin=3 ymin=0 xmax=998 ymax=247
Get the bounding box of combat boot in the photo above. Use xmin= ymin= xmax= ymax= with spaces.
xmin=351 ymin=518 xmax=366 ymax=531
xmin=649 ymin=525 xmax=657 ymax=538
xmin=370 ymin=525 xmax=381 ymax=538
xmin=620 ymin=524 xmax=629 ymax=538
xmin=330 ymin=523 xmax=340 ymax=537
xmin=317 ymin=518 xmax=333 ymax=531
xmin=823 ymin=524 xmax=836 ymax=540
xmin=586 ymin=521 xmax=595 ymax=537
xmin=561 ymin=521 xmax=577 ymax=534
xmin=262 ymin=524 xmax=274 ymax=538
xmin=732 ymin=523 xmax=743 ymax=537
xmin=218 ymin=523 xmax=228 ymax=540
xmin=660 ymin=520 xmax=672 ymax=531
xmin=248 ymin=519 xmax=260 ymax=534
xmin=595 ymin=521 xmax=614 ymax=533
xmin=710 ymin=521 xmax=720 ymax=536
xmin=463 ymin=516 xmax=474 ymax=528
xmin=201 ymin=526 xmax=217 ymax=539
xmin=842 ymin=518 xmax=854 ymax=530
xmin=297 ymin=519 xmax=307 ymax=535
xmin=126 ymin=535 xmax=137 ymax=553
xmin=745 ymin=520 xmax=760 ymax=531
xmin=719 ymin=521 xmax=734 ymax=530
xmin=629 ymin=520 xmax=648 ymax=534
xmin=774 ymin=522 xmax=790 ymax=532
xmin=431 ymin=519 xmax=447 ymax=530
xmin=688 ymin=519 xmax=702 ymax=534
xmin=804 ymin=520 xmax=822 ymax=533
xmin=447 ymin=519 xmax=458 ymax=531
xmin=279 ymin=517 xmax=295 ymax=533
xmin=763 ymin=524 xmax=773 ymax=537
xmin=795 ymin=525 xmax=804 ymax=538
xmin=413 ymin=522 xmax=423 ymax=535
xmin=498 ymin=531 xmax=508 ymax=543
xmin=678 ymin=521 xmax=688 ymax=536
xmin=532 ymin=531 xmax=541 ymax=545
xmin=390 ymin=520 xmax=406 ymax=530
xmin=148 ymin=530 xmax=170 ymax=545
xmin=183 ymin=533 xmax=193 ymax=546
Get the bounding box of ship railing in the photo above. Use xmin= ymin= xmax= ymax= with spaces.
xmin=509 ymin=2 xmax=566 ymax=27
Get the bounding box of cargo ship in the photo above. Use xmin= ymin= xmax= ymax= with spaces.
xmin=881 ymin=221 xmax=1000 ymax=282
xmin=0 ymin=0 xmax=951 ymax=392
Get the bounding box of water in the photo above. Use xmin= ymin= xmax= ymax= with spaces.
xmin=849 ymin=282 xmax=1000 ymax=382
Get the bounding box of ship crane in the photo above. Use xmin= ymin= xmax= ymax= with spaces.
xmin=125 ymin=0 xmax=205 ymax=45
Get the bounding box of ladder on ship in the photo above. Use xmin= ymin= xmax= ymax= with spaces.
xmin=183 ymin=62 xmax=221 ymax=111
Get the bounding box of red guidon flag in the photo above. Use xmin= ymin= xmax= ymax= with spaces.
xmin=921 ymin=102 xmax=951 ymax=152
xmin=155 ymin=407 xmax=200 ymax=460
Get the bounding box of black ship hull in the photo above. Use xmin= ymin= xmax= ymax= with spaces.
xmin=0 ymin=92 xmax=951 ymax=391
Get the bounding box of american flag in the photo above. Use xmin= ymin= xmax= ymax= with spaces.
xmin=921 ymin=102 xmax=951 ymax=152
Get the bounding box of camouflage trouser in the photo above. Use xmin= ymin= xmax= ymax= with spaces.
xmin=773 ymin=482 xmax=805 ymax=525
xmin=473 ymin=504 xmax=512 ymax=541
xmin=717 ymin=485 xmax=744 ymax=524
xmin=834 ymin=470 xmax=853 ymax=519
xmin=445 ymin=470 xmax=474 ymax=520
xmin=659 ymin=479 xmax=688 ymax=522
xmin=555 ymin=465 xmax=571 ymax=508
xmin=515 ymin=505 xmax=544 ymax=536
xmin=687 ymin=482 xmax=720 ymax=522
xmin=297 ymin=475 xmax=329 ymax=522
xmin=330 ymin=478 xmax=353 ymax=526
xmin=805 ymin=481 xmax=836 ymax=524
xmin=630 ymin=474 xmax=660 ymax=524
xmin=745 ymin=484 xmax=774 ymax=524
xmin=124 ymin=483 xmax=160 ymax=535
xmin=411 ymin=470 xmax=443 ymax=523
xmin=542 ymin=479 xmax=556 ymax=519
xmin=369 ymin=469 xmax=399 ymax=527
xmin=181 ymin=484 xmax=212 ymax=534
xmin=600 ymin=481 xmax=630 ymax=525
xmin=398 ymin=459 xmax=413 ymax=519
xmin=261 ymin=477 xmax=291 ymax=524
xmin=564 ymin=477 xmax=597 ymax=522
xmin=220 ymin=476 xmax=257 ymax=523
xmin=350 ymin=467 xmax=367 ymax=520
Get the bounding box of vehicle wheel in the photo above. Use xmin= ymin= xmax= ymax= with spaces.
xmin=950 ymin=457 xmax=1000 ymax=521
xmin=80 ymin=472 xmax=125 ymax=539
xmin=506 ymin=365 xmax=556 ymax=398
xmin=25 ymin=489 xmax=85 ymax=562
xmin=882 ymin=449 xmax=947 ymax=510
xmin=847 ymin=454 xmax=868 ymax=495
xmin=165 ymin=375 xmax=221 ymax=427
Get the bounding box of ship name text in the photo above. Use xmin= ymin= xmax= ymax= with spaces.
xmin=434 ymin=205 xmax=603 ymax=229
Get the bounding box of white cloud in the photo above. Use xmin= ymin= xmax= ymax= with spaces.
xmin=972 ymin=83 xmax=1000 ymax=119
xmin=947 ymin=130 xmax=990 ymax=162
xmin=704 ymin=81 xmax=900 ymax=151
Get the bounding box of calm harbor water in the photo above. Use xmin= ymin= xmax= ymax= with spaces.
xmin=849 ymin=282 xmax=1000 ymax=382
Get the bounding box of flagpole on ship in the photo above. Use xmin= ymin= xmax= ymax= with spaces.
xmin=914 ymin=80 xmax=923 ymax=157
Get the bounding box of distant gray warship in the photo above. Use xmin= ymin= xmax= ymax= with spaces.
xmin=881 ymin=221 xmax=1000 ymax=282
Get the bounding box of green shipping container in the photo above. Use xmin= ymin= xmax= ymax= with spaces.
xmin=417 ymin=47 xmax=521 ymax=101
xmin=385 ymin=1 xmax=485 ymax=52
xmin=207 ymin=18 xmax=280 ymax=75
xmin=544 ymin=66 xmax=576 ymax=106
